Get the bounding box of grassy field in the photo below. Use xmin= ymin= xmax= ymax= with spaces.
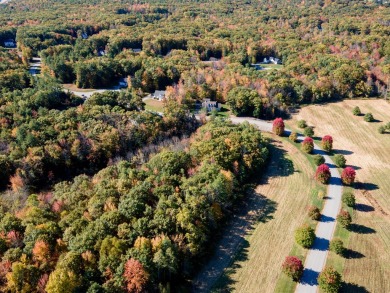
xmin=289 ymin=99 xmax=390 ymax=292
xmin=213 ymin=133 xmax=323 ymax=293
xmin=144 ymin=98 xmax=164 ymax=113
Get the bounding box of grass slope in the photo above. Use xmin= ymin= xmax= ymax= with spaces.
xmin=289 ymin=99 xmax=390 ymax=293
xmin=213 ymin=133 xmax=322 ymax=293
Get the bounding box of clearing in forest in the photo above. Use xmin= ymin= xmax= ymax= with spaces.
xmin=289 ymin=99 xmax=390 ymax=293
xmin=213 ymin=134 xmax=318 ymax=293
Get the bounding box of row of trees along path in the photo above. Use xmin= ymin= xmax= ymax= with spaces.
xmin=193 ymin=117 xmax=342 ymax=293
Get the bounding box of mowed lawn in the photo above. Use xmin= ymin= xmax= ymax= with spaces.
xmin=214 ymin=134 xmax=318 ymax=293
xmin=144 ymin=98 xmax=164 ymax=113
xmin=289 ymin=99 xmax=390 ymax=292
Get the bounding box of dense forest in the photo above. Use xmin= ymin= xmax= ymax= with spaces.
xmin=0 ymin=0 xmax=389 ymax=291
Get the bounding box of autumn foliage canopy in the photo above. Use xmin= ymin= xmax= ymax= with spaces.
xmin=341 ymin=167 xmax=356 ymax=185
xmin=321 ymin=135 xmax=333 ymax=152
xmin=282 ymin=256 xmax=304 ymax=281
xmin=123 ymin=258 xmax=149 ymax=293
xmin=272 ymin=118 xmax=285 ymax=136
xmin=302 ymin=137 xmax=314 ymax=153
xmin=315 ymin=164 xmax=331 ymax=184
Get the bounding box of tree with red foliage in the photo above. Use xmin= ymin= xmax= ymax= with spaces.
xmin=282 ymin=256 xmax=304 ymax=281
xmin=316 ymin=164 xmax=331 ymax=184
xmin=321 ymin=135 xmax=333 ymax=152
xmin=341 ymin=167 xmax=356 ymax=185
xmin=273 ymin=118 xmax=285 ymax=136
xmin=123 ymin=258 xmax=149 ymax=293
xmin=302 ymin=137 xmax=314 ymax=153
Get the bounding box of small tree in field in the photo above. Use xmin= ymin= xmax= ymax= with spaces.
xmin=364 ymin=112 xmax=374 ymax=122
xmin=342 ymin=192 xmax=355 ymax=207
xmin=329 ymin=239 xmax=344 ymax=255
xmin=337 ymin=210 xmax=352 ymax=228
xmin=352 ymin=106 xmax=361 ymax=116
xmin=273 ymin=118 xmax=285 ymax=136
xmin=316 ymin=164 xmax=331 ymax=184
xmin=295 ymin=225 xmax=315 ymax=248
xmin=334 ymin=154 xmax=346 ymax=168
xmin=321 ymin=135 xmax=333 ymax=152
xmin=378 ymin=125 xmax=386 ymax=134
xmin=341 ymin=167 xmax=356 ymax=185
xmin=308 ymin=206 xmax=321 ymax=220
xmin=318 ymin=267 xmax=342 ymax=293
xmin=282 ymin=256 xmax=304 ymax=281
xmin=304 ymin=126 xmax=314 ymax=137
xmin=313 ymin=154 xmax=325 ymax=166
xmin=302 ymin=137 xmax=314 ymax=153
xmin=289 ymin=132 xmax=298 ymax=142
xmin=298 ymin=120 xmax=307 ymax=128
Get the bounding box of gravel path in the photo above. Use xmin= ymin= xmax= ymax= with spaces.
xmin=192 ymin=117 xmax=343 ymax=293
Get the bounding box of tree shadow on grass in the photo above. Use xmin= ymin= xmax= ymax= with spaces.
xmin=343 ymin=248 xmax=365 ymax=259
xmin=211 ymin=240 xmax=250 ymax=293
xmin=347 ymin=164 xmax=361 ymax=170
xmin=340 ymin=282 xmax=369 ymax=293
xmin=355 ymin=182 xmax=379 ymax=191
xmin=348 ymin=223 xmax=376 ymax=234
xmin=354 ymin=203 xmax=374 ymax=212
xmin=264 ymin=139 xmax=295 ymax=178
xmin=332 ymin=149 xmax=354 ymax=155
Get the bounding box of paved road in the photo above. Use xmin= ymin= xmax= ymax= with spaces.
xmin=232 ymin=118 xmax=343 ymax=292
xmin=192 ymin=117 xmax=342 ymax=293
xmin=295 ymin=145 xmax=343 ymax=292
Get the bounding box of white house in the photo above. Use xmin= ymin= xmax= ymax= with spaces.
xmin=152 ymin=90 xmax=166 ymax=101
xmin=132 ymin=48 xmax=142 ymax=53
xmin=4 ymin=39 xmax=15 ymax=47
xmin=269 ymin=56 xmax=282 ymax=64
xmin=202 ymin=99 xmax=221 ymax=112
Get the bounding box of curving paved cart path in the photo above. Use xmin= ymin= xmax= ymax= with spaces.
xmin=193 ymin=117 xmax=342 ymax=293
xmin=232 ymin=118 xmax=343 ymax=292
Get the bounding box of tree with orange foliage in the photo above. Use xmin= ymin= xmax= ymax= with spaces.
xmin=123 ymin=258 xmax=149 ymax=293
xmin=32 ymin=240 xmax=50 ymax=263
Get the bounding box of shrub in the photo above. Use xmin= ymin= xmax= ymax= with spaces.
xmin=282 ymin=256 xmax=304 ymax=281
xmin=298 ymin=120 xmax=307 ymax=128
xmin=295 ymin=225 xmax=316 ymax=248
xmin=334 ymin=154 xmax=346 ymax=168
xmin=316 ymin=164 xmax=331 ymax=184
xmin=302 ymin=137 xmax=314 ymax=153
xmin=313 ymin=154 xmax=325 ymax=166
xmin=289 ymin=132 xmax=298 ymax=142
xmin=364 ymin=112 xmax=374 ymax=122
xmin=308 ymin=206 xmax=321 ymax=220
xmin=386 ymin=122 xmax=390 ymax=130
xmin=273 ymin=118 xmax=285 ymax=136
xmin=304 ymin=126 xmax=314 ymax=137
xmin=329 ymin=239 xmax=344 ymax=255
xmin=342 ymin=192 xmax=355 ymax=207
xmin=321 ymin=135 xmax=333 ymax=152
xmin=337 ymin=210 xmax=352 ymax=228
xmin=318 ymin=267 xmax=342 ymax=293
xmin=352 ymin=106 xmax=361 ymax=116
xmin=378 ymin=125 xmax=386 ymax=134
xmin=341 ymin=167 xmax=356 ymax=185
